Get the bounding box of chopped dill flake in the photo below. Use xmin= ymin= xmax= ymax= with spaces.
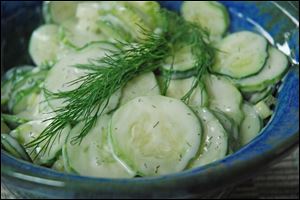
xmin=153 ymin=121 xmax=160 ymax=128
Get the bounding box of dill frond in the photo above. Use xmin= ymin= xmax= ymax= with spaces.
xmin=25 ymin=9 xmax=215 ymax=156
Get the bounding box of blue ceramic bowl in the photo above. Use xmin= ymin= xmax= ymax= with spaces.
xmin=1 ymin=1 xmax=299 ymax=198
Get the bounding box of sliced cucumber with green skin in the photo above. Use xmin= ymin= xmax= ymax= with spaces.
xmin=76 ymin=2 xmax=133 ymax=42
xmin=97 ymin=14 xmax=133 ymax=42
xmin=77 ymin=1 xmax=117 ymax=33
xmin=1 ymin=114 xmax=29 ymax=129
xmin=77 ymin=2 xmax=158 ymax=42
xmin=29 ymin=24 xmax=62 ymax=66
xmin=1 ymin=134 xmax=32 ymax=162
xmin=120 ymin=72 xmax=160 ymax=105
xmin=124 ymin=1 xmax=161 ymax=29
xmin=210 ymin=109 xmax=239 ymax=152
xmin=1 ymin=66 xmax=34 ymax=106
xmin=43 ymin=1 xmax=79 ymax=24
xmin=212 ymin=31 xmax=268 ymax=79
xmin=1 ymin=66 xmax=34 ymax=84
xmin=8 ymin=91 xmax=54 ymax=122
xmin=160 ymin=68 xmax=198 ymax=80
xmin=51 ymin=155 xmax=65 ymax=172
xmin=189 ymin=107 xmax=228 ymax=168
xmin=13 ymin=91 xmax=52 ymax=121
xmin=44 ymin=43 xmax=121 ymax=114
xmin=182 ymin=1 xmax=229 ymax=41
xmin=63 ymin=114 xmax=133 ymax=178
xmin=254 ymin=101 xmax=273 ymax=120
xmin=7 ymin=68 xmax=49 ymax=117
xmin=242 ymin=86 xmax=274 ymax=104
xmin=235 ymin=47 xmax=289 ymax=92
xmin=162 ymin=44 xmax=196 ymax=72
xmin=162 ymin=76 xmax=208 ymax=107
xmin=59 ymin=19 xmax=107 ymax=50
xmin=10 ymin=67 xmax=48 ymax=94
xmin=204 ymin=75 xmax=244 ymax=125
xmin=110 ymin=4 xmax=151 ymax=40
xmin=10 ymin=120 xmax=70 ymax=165
xmin=9 ymin=85 xmax=40 ymax=115
xmin=75 ymin=2 xmax=103 ymax=33
xmin=109 ymin=95 xmax=202 ymax=176
xmin=239 ymin=103 xmax=262 ymax=146
xmin=36 ymin=91 xmax=56 ymax=120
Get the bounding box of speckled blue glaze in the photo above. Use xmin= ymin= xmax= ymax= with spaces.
xmin=1 ymin=1 xmax=299 ymax=198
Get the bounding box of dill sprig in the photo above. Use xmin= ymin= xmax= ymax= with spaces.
xmin=25 ymin=9 xmax=214 ymax=156
xmin=159 ymin=11 xmax=215 ymax=103
xmin=26 ymin=32 xmax=169 ymax=154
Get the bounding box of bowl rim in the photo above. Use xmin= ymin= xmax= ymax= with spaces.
xmin=1 ymin=1 xmax=299 ymax=196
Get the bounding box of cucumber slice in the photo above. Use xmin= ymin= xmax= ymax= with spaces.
xmin=235 ymin=47 xmax=289 ymax=92
xmin=161 ymin=68 xmax=197 ymax=80
xmin=1 ymin=66 xmax=34 ymax=106
xmin=239 ymin=103 xmax=262 ymax=146
xmin=7 ymin=68 xmax=48 ymax=117
xmin=1 ymin=66 xmax=34 ymax=84
xmin=163 ymin=77 xmax=208 ymax=107
xmin=182 ymin=1 xmax=229 ymax=41
xmin=124 ymin=1 xmax=161 ymax=29
xmin=97 ymin=14 xmax=133 ymax=42
xmin=10 ymin=88 xmax=40 ymax=118
xmin=109 ymin=95 xmax=202 ymax=176
xmin=1 ymin=134 xmax=32 ymax=162
xmin=76 ymin=2 xmax=133 ymax=42
xmin=1 ymin=114 xmax=28 ymax=129
xmin=29 ymin=24 xmax=62 ymax=66
xmin=37 ymin=91 xmax=56 ymax=120
xmin=10 ymin=120 xmax=70 ymax=165
xmin=109 ymin=4 xmax=150 ymax=40
xmin=76 ymin=1 xmax=158 ymax=42
xmin=14 ymin=92 xmax=55 ymax=121
xmin=44 ymin=43 xmax=121 ymax=114
xmin=63 ymin=114 xmax=133 ymax=178
xmin=120 ymin=72 xmax=160 ymax=105
xmin=212 ymin=31 xmax=268 ymax=79
xmin=211 ymin=109 xmax=239 ymax=152
xmin=242 ymin=86 xmax=274 ymax=104
xmin=204 ymin=75 xmax=244 ymax=125
xmin=6 ymin=91 xmax=54 ymax=122
xmin=59 ymin=19 xmax=107 ymax=50
xmin=254 ymin=101 xmax=273 ymax=120
xmin=75 ymin=2 xmax=103 ymax=33
xmin=162 ymin=44 xmax=196 ymax=72
xmin=51 ymin=155 xmax=65 ymax=172
xmin=43 ymin=1 xmax=79 ymax=24
xmin=189 ymin=107 xmax=228 ymax=168
xmin=10 ymin=67 xmax=48 ymax=94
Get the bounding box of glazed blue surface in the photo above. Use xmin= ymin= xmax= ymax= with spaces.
xmin=1 ymin=1 xmax=299 ymax=198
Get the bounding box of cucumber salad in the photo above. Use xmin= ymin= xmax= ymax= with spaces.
xmin=1 ymin=1 xmax=289 ymax=178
